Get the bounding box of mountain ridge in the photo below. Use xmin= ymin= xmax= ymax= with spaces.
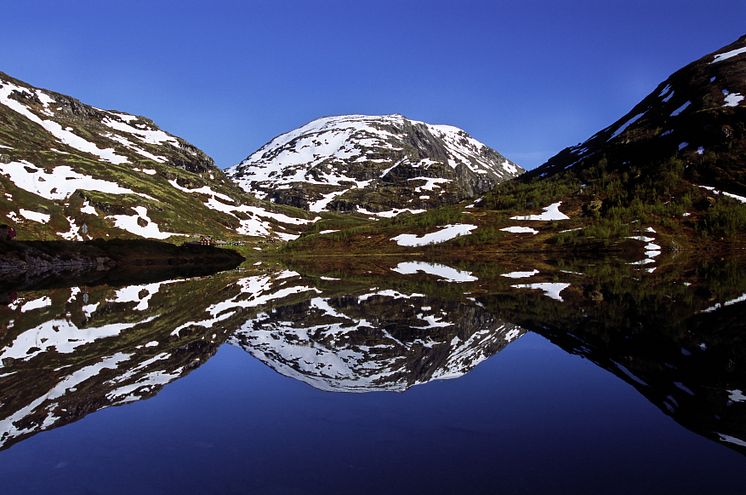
xmin=526 ymin=34 xmax=746 ymax=194
xmin=0 ymin=71 xmax=316 ymax=243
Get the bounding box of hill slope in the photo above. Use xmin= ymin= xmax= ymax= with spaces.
xmin=285 ymin=36 xmax=746 ymax=256
xmin=0 ymin=72 xmax=315 ymax=242
xmin=227 ymin=114 xmax=523 ymax=215
xmin=526 ymin=34 xmax=746 ymax=198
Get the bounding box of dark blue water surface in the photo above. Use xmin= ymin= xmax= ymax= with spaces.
xmin=1 ymin=334 xmax=743 ymax=495
xmin=1 ymin=260 xmax=745 ymax=494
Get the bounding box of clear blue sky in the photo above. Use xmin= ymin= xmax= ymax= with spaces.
xmin=2 ymin=0 xmax=744 ymax=170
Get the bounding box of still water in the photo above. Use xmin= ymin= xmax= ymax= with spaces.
xmin=0 ymin=256 xmax=745 ymax=494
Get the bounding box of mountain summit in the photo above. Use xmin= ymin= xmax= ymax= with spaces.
xmin=227 ymin=114 xmax=523 ymax=215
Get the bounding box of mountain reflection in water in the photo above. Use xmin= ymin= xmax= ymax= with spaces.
xmin=1 ymin=254 xmax=745 ymax=468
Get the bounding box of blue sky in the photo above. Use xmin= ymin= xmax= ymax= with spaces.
xmin=2 ymin=1 xmax=744 ymax=169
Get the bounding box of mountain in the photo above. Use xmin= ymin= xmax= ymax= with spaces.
xmin=525 ymin=34 xmax=746 ymax=205
xmin=227 ymin=114 xmax=523 ymax=215
xmin=0 ymin=72 xmax=315 ymax=242
xmin=287 ymin=36 xmax=746 ymax=256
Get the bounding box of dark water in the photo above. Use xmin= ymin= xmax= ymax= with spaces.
xmin=1 ymin=255 xmax=745 ymax=494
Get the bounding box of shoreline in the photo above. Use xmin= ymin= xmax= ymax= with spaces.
xmin=0 ymin=239 xmax=245 ymax=290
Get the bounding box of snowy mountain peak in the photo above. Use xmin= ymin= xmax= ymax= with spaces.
xmin=227 ymin=114 xmax=523 ymax=214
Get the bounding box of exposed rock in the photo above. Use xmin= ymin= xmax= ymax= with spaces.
xmin=228 ymin=114 xmax=523 ymax=214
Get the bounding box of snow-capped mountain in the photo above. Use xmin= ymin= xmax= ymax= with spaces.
xmin=230 ymin=291 xmax=524 ymax=392
xmin=227 ymin=114 xmax=523 ymax=214
xmin=527 ymin=35 xmax=746 ymax=202
xmin=0 ymin=72 xmax=315 ymax=241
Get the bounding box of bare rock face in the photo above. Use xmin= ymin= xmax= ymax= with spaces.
xmin=227 ymin=114 xmax=523 ymax=214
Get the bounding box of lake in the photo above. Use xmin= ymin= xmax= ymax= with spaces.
xmin=1 ymin=254 xmax=745 ymax=494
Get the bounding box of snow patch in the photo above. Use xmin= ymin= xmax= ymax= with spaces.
xmin=711 ymin=46 xmax=746 ymax=64
xmin=510 ymin=202 xmax=569 ymax=221
xmin=107 ymin=206 xmax=184 ymax=239
xmin=728 ymin=389 xmax=746 ymax=403
xmin=102 ymin=113 xmax=180 ymax=147
xmin=723 ymin=92 xmax=744 ymax=107
xmin=0 ymin=160 xmax=147 ymax=201
xmin=19 ymin=296 xmax=52 ymax=313
xmin=57 ymin=217 xmax=83 ymax=241
xmin=501 ymin=269 xmax=539 ymax=279
xmin=700 ymin=293 xmax=746 ymax=314
xmin=407 ymin=177 xmax=451 ymax=192
xmin=671 ymin=101 xmax=691 ymax=117
xmin=0 ymin=317 xmax=153 ymax=363
xmin=511 ymin=282 xmax=571 ymax=302
xmin=608 ymin=112 xmax=644 ymax=141
xmin=80 ymin=200 xmax=97 ymax=215
xmin=391 ymin=224 xmax=477 ymax=247
xmin=18 ymin=209 xmax=50 ymax=224
xmin=500 ymin=226 xmax=539 ymax=235
xmin=392 ymin=261 xmax=477 ymax=283
xmin=718 ymin=433 xmax=746 ymax=448
xmin=357 ymin=207 xmax=426 ymax=218
xmin=699 ymin=185 xmax=746 ymax=204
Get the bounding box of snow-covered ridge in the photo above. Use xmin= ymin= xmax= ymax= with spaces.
xmin=231 ymin=114 xmax=519 ymax=180
xmin=0 ymin=78 xmax=128 ymax=165
xmin=0 ymin=71 xmax=316 ymax=241
xmin=530 ymin=36 xmax=746 ymax=187
xmin=0 ymin=75 xmax=190 ymax=166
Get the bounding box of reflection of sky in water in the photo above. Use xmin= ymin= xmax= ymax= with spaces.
xmin=0 ymin=261 xmax=745 ymax=493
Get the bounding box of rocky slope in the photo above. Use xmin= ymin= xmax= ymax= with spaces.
xmin=0 ymin=72 xmax=316 ymax=242
xmin=227 ymin=114 xmax=523 ymax=215
xmin=525 ymin=34 xmax=746 ymax=202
